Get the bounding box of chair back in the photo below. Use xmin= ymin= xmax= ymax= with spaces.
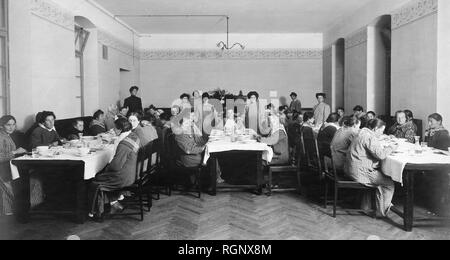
xmin=301 ymin=126 xmax=322 ymax=174
xmin=324 ymin=148 xmax=339 ymax=182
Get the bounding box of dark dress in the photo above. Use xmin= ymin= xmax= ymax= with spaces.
xmin=124 ymin=95 xmax=143 ymax=114
xmin=89 ymin=120 xmax=106 ymax=136
xmin=317 ymin=125 xmax=338 ymax=157
xmin=88 ymin=132 xmax=140 ymax=216
xmin=425 ymin=128 xmax=450 ymax=151
xmin=66 ymin=127 xmax=84 ymax=141
xmin=30 ymin=126 xmax=61 ymax=148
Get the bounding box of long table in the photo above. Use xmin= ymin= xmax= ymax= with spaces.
xmin=11 ymin=145 xmax=115 ymax=223
xmin=204 ymin=135 xmax=274 ymax=195
xmin=382 ymin=142 xmax=450 ymax=231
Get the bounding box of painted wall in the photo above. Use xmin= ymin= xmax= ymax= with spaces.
xmin=437 ymin=0 xmax=450 ymax=129
xmin=391 ymin=7 xmax=438 ymax=134
xmin=140 ymin=57 xmax=323 ymax=109
xmin=322 ymin=47 xmax=333 ymax=108
xmin=344 ymin=29 xmax=368 ymax=113
xmin=8 ymin=0 xmax=141 ymax=130
xmin=334 ymin=40 xmax=346 ymax=111
xmin=367 ymin=24 xmax=388 ymax=115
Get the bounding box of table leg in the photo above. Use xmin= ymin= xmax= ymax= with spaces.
xmin=403 ymin=170 xmax=415 ymax=232
xmin=75 ymin=180 xmax=88 ymax=224
xmin=13 ymin=167 xmax=31 ymax=223
xmin=256 ymin=152 xmax=263 ymax=195
xmin=209 ymin=155 xmax=218 ymax=196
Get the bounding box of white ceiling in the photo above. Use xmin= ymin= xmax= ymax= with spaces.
xmin=93 ymin=0 xmax=375 ymax=34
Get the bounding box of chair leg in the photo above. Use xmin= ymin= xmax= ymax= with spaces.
xmin=371 ymin=190 xmax=377 ymax=218
xmin=333 ymin=184 xmax=338 ymax=218
xmin=296 ymin=169 xmax=302 ymax=195
xmin=147 ymin=191 xmax=152 ymax=212
xmin=197 ymin=169 xmax=202 ymax=199
xmin=139 ymin=191 xmax=144 ymax=221
xmin=268 ymin=168 xmax=273 ymax=196
xmin=324 ymin=180 xmax=328 ymax=209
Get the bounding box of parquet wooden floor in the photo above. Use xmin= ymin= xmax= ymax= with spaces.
xmin=1 ymin=191 xmax=449 ymax=240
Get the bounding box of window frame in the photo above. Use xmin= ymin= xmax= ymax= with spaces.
xmin=0 ymin=0 xmax=9 ymax=115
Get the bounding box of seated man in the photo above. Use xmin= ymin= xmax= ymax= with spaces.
xmin=387 ymin=110 xmax=417 ymax=143
xmin=67 ymin=119 xmax=85 ymax=141
xmin=173 ymin=112 xmax=209 ymax=168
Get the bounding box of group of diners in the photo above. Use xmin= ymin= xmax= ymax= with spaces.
xmin=1 ymin=86 xmax=450 ymax=220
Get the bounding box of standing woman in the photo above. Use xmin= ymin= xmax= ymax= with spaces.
xmin=88 ymin=118 xmax=140 ymax=218
xmin=0 ymin=116 xmax=27 ymax=215
xmin=346 ymin=119 xmax=398 ymax=218
xmin=425 ymin=113 xmax=450 ymax=151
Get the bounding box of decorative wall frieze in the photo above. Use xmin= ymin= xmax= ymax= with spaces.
xmin=29 ymin=0 xmax=74 ymax=31
xmin=97 ymin=30 xmax=139 ymax=59
xmin=323 ymin=46 xmax=332 ymax=57
xmin=392 ymin=0 xmax=438 ymax=30
xmin=139 ymin=48 xmax=323 ymax=61
xmin=345 ymin=29 xmax=367 ymax=49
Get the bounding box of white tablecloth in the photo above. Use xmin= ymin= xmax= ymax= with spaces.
xmin=382 ymin=142 xmax=450 ymax=185
xmin=10 ymin=145 xmax=115 ymax=181
xmin=203 ymin=139 xmax=274 ymax=165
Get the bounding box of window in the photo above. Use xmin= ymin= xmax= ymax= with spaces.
xmin=0 ymin=0 xmax=8 ymax=116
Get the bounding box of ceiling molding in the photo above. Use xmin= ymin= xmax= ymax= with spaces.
xmin=30 ymin=0 xmax=74 ymax=31
xmin=345 ymin=28 xmax=367 ymax=49
xmin=98 ymin=30 xmax=139 ymax=58
xmin=392 ymin=0 xmax=438 ymax=30
xmin=140 ymin=49 xmax=323 ymax=61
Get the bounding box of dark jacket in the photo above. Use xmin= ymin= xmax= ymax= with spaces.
xmin=124 ymin=95 xmax=143 ymax=114
xmin=425 ymin=129 xmax=450 ymax=151
xmin=30 ymin=126 xmax=61 ymax=148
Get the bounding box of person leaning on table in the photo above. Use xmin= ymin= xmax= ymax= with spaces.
xmin=345 ymin=118 xmax=398 ymax=218
xmin=30 ymin=111 xmax=62 ymax=149
xmin=88 ymin=118 xmax=140 ymax=219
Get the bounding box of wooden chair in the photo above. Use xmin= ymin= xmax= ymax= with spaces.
xmin=301 ymin=126 xmax=322 ymax=178
xmin=323 ymin=150 xmax=376 ymax=218
xmin=165 ymin=132 xmax=202 ymax=199
xmin=266 ymin=140 xmax=302 ymax=196
xmin=105 ymin=143 xmax=155 ymax=222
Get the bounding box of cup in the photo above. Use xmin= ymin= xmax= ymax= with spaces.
xmin=36 ymin=146 xmax=49 ymax=155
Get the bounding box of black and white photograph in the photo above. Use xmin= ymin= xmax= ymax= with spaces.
xmin=1 ymin=0 xmax=450 ymax=242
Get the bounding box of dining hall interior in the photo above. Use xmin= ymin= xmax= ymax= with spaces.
xmin=1 ymin=0 xmax=450 ymax=240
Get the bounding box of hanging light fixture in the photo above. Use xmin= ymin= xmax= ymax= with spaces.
xmin=217 ymin=16 xmax=245 ymax=51
xmin=114 ymin=14 xmax=246 ymax=50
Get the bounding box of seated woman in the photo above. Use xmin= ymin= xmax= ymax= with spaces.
xmin=346 ymin=119 xmax=398 ymax=218
xmin=30 ymin=111 xmax=62 ymax=148
xmin=0 ymin=116 xmax=28 ymax=216
xmin=287 ymin=112 xmax=302 ymax=162
xmin=173 ymin=112 xmax=209 ymax=168
xmin=387 ymin=110 xmax=417 ymax=143
xmin=89 ymin=110 xmax=106 ymax=136
xmin=105 ymin=104 xmax=118 ymax=131
xmin=318 ymin=113 xmax=341 ymax=157
xmin=88 ymin=118 xmax=140 ymax=218
xmin=67 ymin=119 xmax=85 ymax=141
xmin=128 ymin=112 xmax=157 ymax=148
xmin=330 ymin=116 xmax=361 ymax=172
xmin=425 ymin=113 xmax=450 ymax=151
xmin=258 ymin=114 xmax=289 ymax=166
